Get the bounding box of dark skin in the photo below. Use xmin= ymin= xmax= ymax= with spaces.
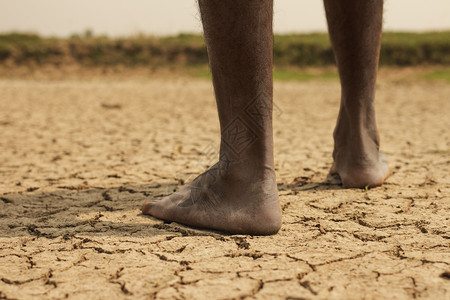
xmin=325 ymin=0 xmax=389 ymax=188
xmin=142 ymin=0 xmax=389 ymax=235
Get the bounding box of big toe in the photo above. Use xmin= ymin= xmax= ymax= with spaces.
xmin=141 ymin=200 xmax=157 ymax=215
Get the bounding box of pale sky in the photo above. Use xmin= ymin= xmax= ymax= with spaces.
xmin=1 ymin=0 xmax=450 ymax=37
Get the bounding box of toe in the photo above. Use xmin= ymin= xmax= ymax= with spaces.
xmin=141 ymin=199 xmax=159 ymax=215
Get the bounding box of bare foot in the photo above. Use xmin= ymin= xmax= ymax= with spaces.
xmin=142 ymin=159 xmax=281 ymax=235
xmin=330 ymin=132 xmax=390 ymax=188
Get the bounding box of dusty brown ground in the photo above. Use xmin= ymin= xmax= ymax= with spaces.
xmin=0 ymin=69 xmax=449 ymax=299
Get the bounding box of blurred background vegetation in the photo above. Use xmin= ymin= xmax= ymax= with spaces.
xmin=0 ymin=31 xmax=449 ymax=80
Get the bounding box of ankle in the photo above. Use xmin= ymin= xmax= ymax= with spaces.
xmin=334 ymin=109 xmax=379 ymax=147
xmin=223 ymin=160 xmax=276 ymax=183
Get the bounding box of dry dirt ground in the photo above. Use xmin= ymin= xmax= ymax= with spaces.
xmin=0 ymin=69 xmax=449 ymax=299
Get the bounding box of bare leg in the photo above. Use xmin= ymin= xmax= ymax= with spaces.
xmin=142 ymin=0 xmax=281 ymax=234
xmin=324 ymin=0 xmax=389 ymax=188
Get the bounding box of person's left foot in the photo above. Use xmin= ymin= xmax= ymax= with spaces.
xmin=142 ymin=159 xmax=281 ymax=235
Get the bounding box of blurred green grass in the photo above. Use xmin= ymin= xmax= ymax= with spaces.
xmin=1 ymin=31 xmax=449 ymax=71
xmin=422 ymin=69 xmax=450 ymax=82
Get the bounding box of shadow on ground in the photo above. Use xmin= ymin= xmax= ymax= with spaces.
xmin=0 ymin=178 xmax=346 ymax=239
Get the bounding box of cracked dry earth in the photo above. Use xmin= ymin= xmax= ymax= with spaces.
xmin=0 ymin=72 xmax=449 ymax=300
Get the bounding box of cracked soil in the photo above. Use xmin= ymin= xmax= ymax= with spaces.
xmin=0 ymin=70 xmax=449 ymax=299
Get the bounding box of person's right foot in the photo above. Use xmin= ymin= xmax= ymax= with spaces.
xmin=330 ymin=152 xmax=389 ymax=188
xmin=330 ymin=124 xmax=389 ymax=188
xmin=142 ymin=159 xmax=281 ymax=235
